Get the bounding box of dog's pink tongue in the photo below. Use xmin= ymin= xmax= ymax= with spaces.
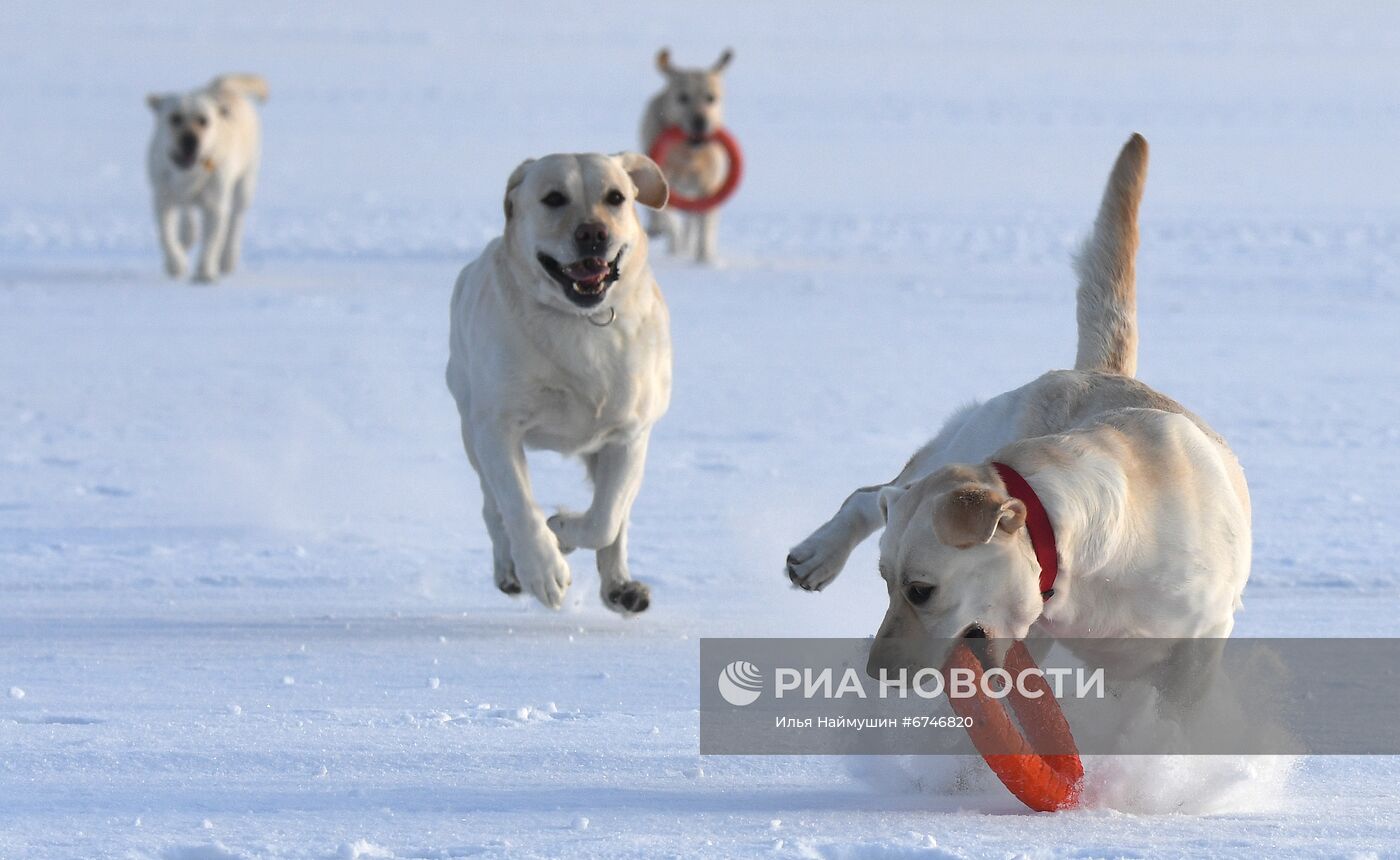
xmin=563 ymin=258 xmax=608 ymax=277
xmin=563 ymin=258 xmax=609 ymax=287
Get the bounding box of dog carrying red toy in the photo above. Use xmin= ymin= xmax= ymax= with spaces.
xmin=944 ymin=640 xmax=1084 ymax=812
xmin=647 ymin=126 xmax=744 ymax=213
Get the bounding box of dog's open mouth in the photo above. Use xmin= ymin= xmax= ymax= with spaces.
xmin=954 ymin=623 xmax=994 ymax=668
xmin=537 ymin=246 xmax=626 ymax=309
xmin=169 ymin=150 xmax=198 ymax=171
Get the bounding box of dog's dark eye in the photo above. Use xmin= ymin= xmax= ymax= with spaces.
xmin=541 ymin=191 xmax=568 ymax=208
xmin=194 ymin=115 xmax=208 ymax=127
xmin=906 ymin=583 xmax=935 ymax=606
xmin=169 ymin=113 xmax=183 ymax=127
xmin=605 ymin=189 xmax=625 ymax=207
xmin=677 ymin=93 xmax=690 ymax=105
xmin=705 ymin=93 xmax=716 ymax=103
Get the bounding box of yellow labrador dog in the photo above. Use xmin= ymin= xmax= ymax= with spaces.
xmin=785 ymin=136 xmax=1252 ymax=672
xmin=641 ymin=48 xmax=733 ymax=263
xmin=447 ymin=153 xmax=670 ymax=614
xmin=145 ymin=74 xmax=267 ymax=283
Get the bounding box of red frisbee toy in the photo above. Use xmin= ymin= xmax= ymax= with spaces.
xmin=944 ymin=640 xmax=1083 ymax=812
xmin=647 ymin=126 xmax=744 ymax=213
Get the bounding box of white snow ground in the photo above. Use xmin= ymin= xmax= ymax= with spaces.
xmin=3 ymin=2 xmax=1400 ymax=857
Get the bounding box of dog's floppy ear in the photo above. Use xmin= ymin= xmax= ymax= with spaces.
xmin=877 ymin=484 xmax=908 ymax=524
xmin=656 ymin=48 xmax=674 ymax=76
xmin=502 ymin=158 xmax=535 ymax=221
xmin=711 ymin=48 xmax=734 ymax=73
xmin=146 ymin=93 xmax=168 ymax=112
xmin=613 ymin=152 xmax=668 ymax=210
xmin=933 ymin=484 xmax=1027 ymax=549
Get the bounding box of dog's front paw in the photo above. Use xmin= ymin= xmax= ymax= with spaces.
xmin=164 ymin=256 xmax=187 ymax=279
xmin=546 ymin=512 xmax=579 ymax=555
xmin=192 ymin=267 xmax=219 ymax=285
xmin=546 ymin=511 xmax=619 ymax=552
xmin=604 ymin=580 xmax=651 ymax=615
xmin=514 ymin=543 xmax=572 ymax=610
xmin=785 ymin=532 xmax=850 ymax=593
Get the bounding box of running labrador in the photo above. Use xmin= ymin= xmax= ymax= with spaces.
xmin=784 ymin=136 xmax=1252 ymax=676
xmin=447 ymin=153 xmax=670 ymax=613
xmin=145 ymin=74 xmax=267 ymax=283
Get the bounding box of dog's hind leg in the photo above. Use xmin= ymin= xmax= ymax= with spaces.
xmin=220 ymin=174 xmax=255 ymax=275
xmin=680 ymin=213 xmax=702 ymax=259
xmin=1153 ymin=632 xmax=1229 ymax=722
xmin=194 ymin=192 xmax=232 ymax=283
xmin=462 ymin=418 xmax=521 ymax=596
xmin=547 ymin=437 xmax=651 ymax=613
xmin=597 ymin=521 xmax=649 ymax=615
xmin=696 ymin=211 xmax=719 ymax=264
xmin=786 ymin=484 xmax=886 ymax=591
xmin=548 ymin=436 xmax=648 ymax=553
xmin=647 ymin=208 xmax=682 ymax=255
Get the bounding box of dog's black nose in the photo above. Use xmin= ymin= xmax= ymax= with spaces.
xmin=178 ymin=132 xmax=198 ymax=153
xmin=573 ymin=222 xmax=609 ymax=256
xmin=688 ymin=116 xmax=708 ymax=139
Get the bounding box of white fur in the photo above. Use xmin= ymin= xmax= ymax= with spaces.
xmin=785 ymin=135 xmax=1252 ymax=675
xmin=145 ymin=74 xmax=267 ymax=283
xmin=641 ymin=48 xmax=733 ymax=264
xmin=446 ymin=152 xmax=671 ymax=613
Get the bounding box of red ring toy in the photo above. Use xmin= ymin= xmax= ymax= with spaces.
xmin=647 ymin=126 xmax=744 ymax=213
xmin=944 ymin=640 xmax=1083 ymax=812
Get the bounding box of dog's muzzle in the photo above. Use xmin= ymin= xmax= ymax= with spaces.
xmin=170 ymin=133 xmax=199 ymax=170
xmin=537 ymin=246 xmax=627 ymax=309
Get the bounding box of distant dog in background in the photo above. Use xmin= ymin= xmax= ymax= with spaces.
xmin=641 ymin=48 xmax=733 ymax=264
xmin=146 ymin=74 xmax=267 ymax=283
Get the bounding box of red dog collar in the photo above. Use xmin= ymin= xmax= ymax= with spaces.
xmin=992 ymin=462 xmax=1060 ymax=602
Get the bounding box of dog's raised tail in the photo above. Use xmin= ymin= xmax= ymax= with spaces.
xmin=210 ymin=73 xmax=269 ymax=103
xmin=1074 ymin=133 xmax=1148 ymax=377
